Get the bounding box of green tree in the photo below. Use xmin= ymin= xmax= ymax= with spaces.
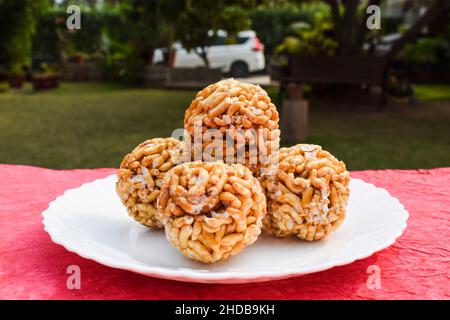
xmin=323 ymin=0 xmax=449 ymax=58
xmin=0 ymin=0 xmax=49 ymax=68
xmin=275 ymin=5 xmax=337 ymax=56
xmin=103 ymin=0 xmax=183 ymax=84
xmin=175 ymin=0 xmax=259 ymax=67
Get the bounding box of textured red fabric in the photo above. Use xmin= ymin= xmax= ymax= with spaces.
xmin=0 ymin=164 xmax=449 ymax=300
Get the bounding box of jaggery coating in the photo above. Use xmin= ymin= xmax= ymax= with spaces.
xmin=183 ymin=78 xmax=280 ymax=174
xmin=116 ymin=137 xmax=183 ymax=228
xmin=260 ymin=144 xmax=350 ymax=241
xmin=157 ymin=162 xmax=266 ymax=263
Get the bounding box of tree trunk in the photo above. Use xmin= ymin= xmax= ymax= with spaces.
xmin=326 ymin=0 xmax=341 ymax=49
xmin=326 ymin=0 xmax=370 ymax=55
xmin=195 ymin=47 xmax=210 ymax=68
xmin=353 ymin=0 xmax=383 ymax=53
xmin=338 ymin=0 xmax=359 ymax=55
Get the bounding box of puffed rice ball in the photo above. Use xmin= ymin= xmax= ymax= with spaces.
xmin=116 ymin=137 xmax=183 ymax=228
xmin=184 ymin=78 xmax=280 ymax=175
xmin=260 ymin=144 xmax=350 ymax=241
xmin=157 ymin=162 xmax=266 ymax=263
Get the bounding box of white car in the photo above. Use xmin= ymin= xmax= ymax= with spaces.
xmin=153 ymin=30 xmax=265 ymax=77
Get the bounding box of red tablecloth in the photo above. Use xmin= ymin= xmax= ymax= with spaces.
xmin=0 ymin=164 xmax=449 ymax=300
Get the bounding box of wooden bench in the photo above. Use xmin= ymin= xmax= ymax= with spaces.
xmin=279 ymin=55 xmax=388 ymax=106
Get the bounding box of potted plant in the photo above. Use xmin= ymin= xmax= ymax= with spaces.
xmin=385 ymin=74 xmax=414 ymax=104
xmin=8 ymin=64 xmax=26 ymax=89
xmin=32 ymin=63 xmax=60 ymax=91
xmin=72 ymin=52 xmax=88 ymax=65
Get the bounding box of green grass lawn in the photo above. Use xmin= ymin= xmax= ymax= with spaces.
xmin=414 ymin=84 xmax=450 ymax=101
xmin=0 ymin=82 xmax=449 ymax=171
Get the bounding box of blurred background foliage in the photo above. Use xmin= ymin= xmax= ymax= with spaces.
xmin=0 ymin=0 xmax=449 ymax=170
xmin=401 ymin=23 xmax=450 ymax=70
xmin=0 ymin=0 xmax=48 ymax=70
xmin=0 ymin=0 xmax=449 ymax=84
xmin=274 ymin=8 xmax=337 ymax=56
xmin=250 ymin=1 xmax=331 ymax=55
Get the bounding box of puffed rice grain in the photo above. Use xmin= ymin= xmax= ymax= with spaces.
xmin=260 ymin=144 xmax=350 ymax=241
xmin=158 ymin=161 xmax=266 ymax=263
xmin=116 ymin=137 xmax=183 ymax=228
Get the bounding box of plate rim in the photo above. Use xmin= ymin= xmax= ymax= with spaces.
xmin=42 ymin=175 xmax=409 ymax=283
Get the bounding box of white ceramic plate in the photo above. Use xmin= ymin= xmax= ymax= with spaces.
xmin=42 ymin=175 xmax=408 ymax=284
